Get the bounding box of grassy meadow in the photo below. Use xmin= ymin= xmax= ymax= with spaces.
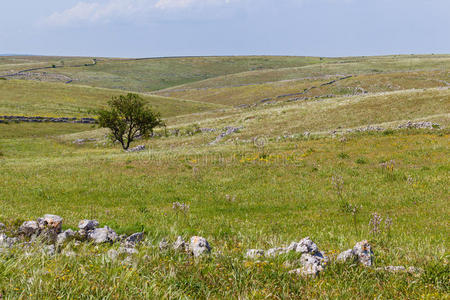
xmin=0 ymin=54 xmax=449 ymax=299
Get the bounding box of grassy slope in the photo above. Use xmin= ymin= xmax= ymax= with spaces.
xmin=5 ymin=56 xmax=327 ymax=92
xmin=0 ymin=80 xmax=223 ymax=118
xmin=0 ymin=55 xmax=449 ymax=298
xmin=156 ymin=70 xmax=450 ymax=106
xmin=160 ymin=55 xmax=450 ymax=91
xmin=0 ymin=56 xmax=96 ymax=73
xmin=163 ymin=88 xmax=450 ymax=135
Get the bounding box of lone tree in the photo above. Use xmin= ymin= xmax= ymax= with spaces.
xmin=98 ymin=93 xmax=164 ymax=150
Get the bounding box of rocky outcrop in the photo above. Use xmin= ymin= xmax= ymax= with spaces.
xmin=189 ymin=236 xmax=211 ymax=257
xmin=0 ymin=115 xmax=96 ymax=124
xmin=127 ymin=145 xmax=146 ymax=152
xmin=337 ymin=240 xmax=373 ymax=267
xmin=88 ymin=226 xmax=118 ymax=244
xmin=398 ymin=121 xmax=440 ymax=129
xmin=210 ymin=127 xmax=242 ymax=145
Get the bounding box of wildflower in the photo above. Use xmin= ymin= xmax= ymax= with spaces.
xmin=384 ymin=216 xmax=393 ymax=231
xmin=369 ymin=212 xmax=382 ymax=234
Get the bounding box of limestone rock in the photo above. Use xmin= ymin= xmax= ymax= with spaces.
xmin=127 ymin=145 xmax=146 ymax=152
xmin=266 ymin=247 xmax=286 ymax=257
xmin=296 ymin=237 xmax=319 ymax=254
xmin=0 ymin=233 xmax=17 ymax=249
xmin=78 ymin=220 xmax=99 ymax=231
xmin=57 ymin=229 xmax=76 ymax=245
xmin=189 ymin=236 xmax=211 ymax=257
xmin=159 ymin=239 xmax=170 ymax=251
xmin=125 ymin=232 xmax=144 ymax=247
xmin=336 ymin=249 xmax=354 ymax=262
xmin=352 ymin=240 xmax=373 ymax=267
xmin=289 ymin=251 xmax=328 ymax=277
xmin=19 ymin=221 xmax=40 ymax=237
xmin=88 ymin=226 xmax=118 ymax=244
xmin=173 ymin=236 xmax=187 ymax=252
xmin=246 ymin=249 xmax=265 ymax=259
xmin=38 ymin=215 xmax=63 ymax=233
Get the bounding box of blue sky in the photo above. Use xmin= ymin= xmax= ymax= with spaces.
xmin=1 ymin=0 xmax=449 ymax=57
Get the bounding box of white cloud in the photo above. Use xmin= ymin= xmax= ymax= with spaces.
xmin=42 ymin=0 xmax=152 ymax=27
xmin=155 ymin=0 xmax=235 ymax=10
xmin=42 ymin=0 xmax=239 ymax=27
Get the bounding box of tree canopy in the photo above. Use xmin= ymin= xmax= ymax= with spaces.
xmin=98 ymin=93 xmax=164 ymax=150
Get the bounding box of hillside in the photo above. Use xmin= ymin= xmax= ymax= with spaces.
xmin=0 ymin=54 xmax=448 ymax=299
xmin=0 ymin=79 xmax=223 ymax=118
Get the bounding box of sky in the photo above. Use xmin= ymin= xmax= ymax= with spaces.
xmin=1 ymin=0 xmax=449 ymax=58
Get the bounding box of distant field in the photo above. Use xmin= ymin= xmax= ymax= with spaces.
xmin=156 ymin=70 xmax=450 ymax=106
xmin=0 ymin=80 xmax=223 ymax=118
xmin=161 ymin=55 xmax=450 ymax=91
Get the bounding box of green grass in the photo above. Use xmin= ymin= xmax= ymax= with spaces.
xmin=0 ymin=54 xmax=449 ymax=299
xmin=0 ymin=80 xmax=223 ymax=118
xmin=0 ymin=130 xmax=448 ymax=298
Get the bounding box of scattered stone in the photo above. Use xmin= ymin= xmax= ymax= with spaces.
xmin=57 ymin=229 xmax=76 ymax=245
xmin=266 ymin=247 xmax=286 ymax=257
xmin=336 ymin=249 xmax=354 ymax=262
xmin=246 ymin=249 xmax=265 ymax=259
xmin=210 ymin=127 xmax=242 ymax=145
xmin=289 ymin=253 xmax=325 ymax=277
xmin=38 ymin=214 xmax=63 ymax=233
xmin=125 ymin=232 xmax=144 ymax=247
xmin=337 ymin=241 xmax=374 ymax=267
xmin=88 ymin=226 xmax=118 ymax=244
xmin=19 ymin=221 xmax=40 ymax=237
xmin=376 ymin=266 xmax=406 ymax=273
xmin=189 ymin=236 xmax=211 ymax=257
xmin=73 ymin=138 xmax=96 ymax=144
xmin=0 ymin=233 xmax=17 ymax=249
xmin=173 ymin=236 xmax=187 ymax=252
xmin=127 ymin=145 xmax=146 ymax=152
xmin=296 ymin=237 xmax=319 ymax=254
xmin=352 ymin=240 xmax=373 ymax=267
xmin=398 ymin=121 xmax=440 ymax=129
xmin=78 ymin=220 xmax=99 ymax=231
xmin=159 ymin=239 xmax=170 ymax=251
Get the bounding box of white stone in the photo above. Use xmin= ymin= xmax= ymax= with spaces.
xmin=78 ymin=220 xmax=99 ymax=231
xmin=246 ymin=249 xmax=265 ymax=259
xmin=88 ymin=226 xmax=118 ymax=244
xmin=189 ymin=236 xmax=211 ymax=257
xmin=352 ymin=240 xmax=373 ymax=267
xmin=173 ymin=236 xmax=187 ymax=251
